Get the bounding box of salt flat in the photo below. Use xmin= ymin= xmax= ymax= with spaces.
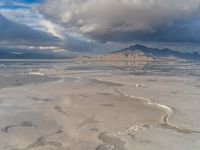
xmin=0 ymin=60 xmax=200 ymax=150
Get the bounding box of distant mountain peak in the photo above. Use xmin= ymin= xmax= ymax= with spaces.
xmin=79 ymin=44 xmax=200 ymax=61
xmin=114 ymin=44 xmax=200 ymax=60
xmin=130 ymin=44 xmax=148 ymax=49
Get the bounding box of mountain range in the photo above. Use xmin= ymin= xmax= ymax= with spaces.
xmin=80 ymin=44 xmax=200 ymax=61
xmin=0 ymin=44 xmax=200 ymax=60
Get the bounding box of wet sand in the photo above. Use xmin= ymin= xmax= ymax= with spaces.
xmin=0 ymin=60 xmax=200 ymax=150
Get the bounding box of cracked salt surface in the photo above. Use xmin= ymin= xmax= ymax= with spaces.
xmin=0 ymin=60 xmax=200 ymax=150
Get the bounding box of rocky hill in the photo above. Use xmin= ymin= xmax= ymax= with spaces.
xmin=80 ymin=44 xmax=200 ymax=61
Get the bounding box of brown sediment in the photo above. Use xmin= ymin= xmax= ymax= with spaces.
xmin=96 ymin=132 xmax=127 ymax=150
xmin=97 ymin=92 xmax=112 ymax=96
xmin=1 ymin=122 xmax=38 ymax=133
xmin=101 ymin=104 xmax=115 ymax=107
xmin=12 ymin=130 xmax=64 ymax=150
xmin=54 ymin=106 xmax=69 ymax=116
xmin=77 ymin=117 xmax=100 ymax=129
xmin=95 ymin=79 xmax=124 ymax=87
xmin=30 ymin=97 xmax=52 ymax=102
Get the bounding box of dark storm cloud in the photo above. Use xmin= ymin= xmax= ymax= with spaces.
xmin=0 ymin=13 xmax=60 ymax=46
xmin=90 ymin=19 xmax=200 ymax=44
xmin=62 ymin=34 xmax=96 ymax=52
xmin=39 ymin=0 xmax=200 ymax=44
xmin=1 ymin=0 xmax=200 ymax=53
xmin=0 ymin=13 xmax=97 ymax=52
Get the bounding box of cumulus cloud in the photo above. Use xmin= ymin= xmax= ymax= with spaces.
xmin=39 ymin=0 xmax=200 ymax=44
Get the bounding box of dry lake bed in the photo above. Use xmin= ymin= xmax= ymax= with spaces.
xmin=0 ymin=60 xmax=200 ymax=150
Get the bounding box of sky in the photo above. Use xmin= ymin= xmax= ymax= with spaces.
xmin=1 ymin=0 xmax=200 ymax=55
